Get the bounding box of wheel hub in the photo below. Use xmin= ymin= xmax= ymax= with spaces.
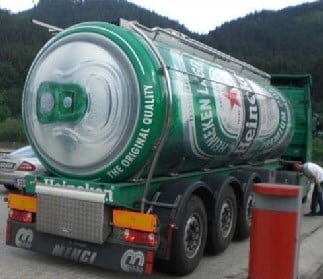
xmin=184 ymin=214 xmax=202 ymax=259
xmin=220 ymin=199 xmax=233 ymax=238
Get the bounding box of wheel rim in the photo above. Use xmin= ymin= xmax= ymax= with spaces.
xmin=246 ymin=192 xmax=255 ymax=227
xmin=184 ymin=213 xmax=203 ymax=259
xmin=220 ymin=199 xmax=234 ymax=238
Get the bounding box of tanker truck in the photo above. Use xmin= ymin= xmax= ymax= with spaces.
xmin=5 ymin=19 xmax=312 ymax=275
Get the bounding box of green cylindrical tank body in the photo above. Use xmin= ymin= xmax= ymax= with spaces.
xmin=22 ymin=22 xmax=294 ymax=182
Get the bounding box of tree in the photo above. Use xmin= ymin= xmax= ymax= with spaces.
xmin=0 ymin=93 xmax=11 ymax=121
xmin=0 ymin=63 xmax=18 ymax=90
xmin=0 ymin=118 xmax=26 ymax=142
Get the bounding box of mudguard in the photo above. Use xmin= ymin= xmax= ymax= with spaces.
xmin=230 ymin=170 xmax=261 ymax=208
xmin=202 ymin=174 xmax=241 ymax=219
xmin=151 ymin=179 xmax=212 ymax=259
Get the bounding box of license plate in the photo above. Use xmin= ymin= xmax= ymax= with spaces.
xmin=0 ymin=161 xmax=15 ymax=169
xmin=15 ymin=178 xmax=25 ymax=189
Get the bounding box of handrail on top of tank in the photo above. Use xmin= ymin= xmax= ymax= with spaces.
xmin=121 ymin=19 xmax=174 ymax=213
xmin=32 ymin=19 xmax=63 ymax=35
xmin=120 ymin=19 xmax=271 ymax=85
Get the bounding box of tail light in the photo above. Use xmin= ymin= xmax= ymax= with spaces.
xmin=17 ymin=161 xmax=36 ymax=171
xmin=124 ymin=229 xmax=158 ymax=247
xmin=9 ymin=209 xmax=33 ymax=223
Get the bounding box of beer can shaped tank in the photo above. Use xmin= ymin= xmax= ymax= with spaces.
xmin=22 ymin=22 xmax=294 ymax=182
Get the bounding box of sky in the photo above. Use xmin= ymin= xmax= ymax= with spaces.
xmin=0 ymin=0 xmax=318 ymax=33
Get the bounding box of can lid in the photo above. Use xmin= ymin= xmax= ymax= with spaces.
xmin=253 ymin=183 xmax=300 ymax=197
xmin=23 ymin=31 xmax=140 ymax=177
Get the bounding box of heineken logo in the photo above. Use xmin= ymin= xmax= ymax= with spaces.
xmin=254 ymin=88 xmax=291 ymax=152
xmin=185 ymin=58 xmax=230 ymax=157
xmin=261 ymin=110 xmax=289 ymax=150
xmin=168 ymin=50 xmax=291 ymax=162
xmin=198 ymin=98 xmax=229 ymax=154
xmin=235 ymin=91 xmax=259 ymax=155
xmin=225 ymin=89 xmax=241 ymax=109
xmin=43 ymin=178 xmax=114 ymax=203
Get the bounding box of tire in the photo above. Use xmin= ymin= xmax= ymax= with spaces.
xmin=170 ymin=195 xmax=207 ymax=275
xmin=235 ymin=188 xmax=255 ymax=240
xmin=206 ymin=186 xmax=237 ymax=254
xmin=4 ymin=184 xmax=18 ymax=191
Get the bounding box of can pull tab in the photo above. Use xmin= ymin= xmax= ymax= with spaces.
xmin=36 ymin=81 xmax=88 ymax=124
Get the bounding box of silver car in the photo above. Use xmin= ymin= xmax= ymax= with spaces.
xmin=0 ymin=145 xmax=47 ymax=190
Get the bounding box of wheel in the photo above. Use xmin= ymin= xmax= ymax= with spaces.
xmin=170 ymin=195 xmax=207 ymax=275
xmin=4 ymin=184 xmax=18 ymax=191
xmin=235 ymin=188 xmax=255 ymax=240
xmin=206 ymin=186 xmax=237 ymax=254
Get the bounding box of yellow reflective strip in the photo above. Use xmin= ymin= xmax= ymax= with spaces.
xmin=113 ymin=210 xmax=157 ymax=232
xmin=8 ymin=193 xmax=37 ymax=213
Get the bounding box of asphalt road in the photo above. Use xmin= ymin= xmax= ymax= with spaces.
xmin=1 ymin=185 xmax=323 ymax=279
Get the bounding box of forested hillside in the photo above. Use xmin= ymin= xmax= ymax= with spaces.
xmin=0 ymin=0 xmax=198 ymax=124
xmin=0 ymin=0 xmax=323 ymax=124
xmin=204 ymin=0 xmax=323 ymax=108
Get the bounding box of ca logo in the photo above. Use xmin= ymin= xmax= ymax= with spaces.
xmin=120 ymin=249 xmax=145 ymax=273
xmin=15 ymin=228 xmax=33 ymax=249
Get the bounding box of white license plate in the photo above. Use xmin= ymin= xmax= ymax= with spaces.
xmin=15 ymin=178 xmax=25 ymax=189
xmin=0 ymin=161 xmax=14 ymax=169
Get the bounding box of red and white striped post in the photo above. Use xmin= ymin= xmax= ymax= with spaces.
xmin=248 ymin=183 xmax=302 ymax=279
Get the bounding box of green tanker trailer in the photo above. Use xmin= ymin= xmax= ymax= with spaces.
xmin=5 ymin=19 xmax=312 ymax=275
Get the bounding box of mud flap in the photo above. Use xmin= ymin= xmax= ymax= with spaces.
xmin=6 ymin=220 xmax=155 ymax=275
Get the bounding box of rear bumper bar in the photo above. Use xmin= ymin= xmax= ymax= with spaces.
xmin=6 ymin=220 xmax=155 ymax=275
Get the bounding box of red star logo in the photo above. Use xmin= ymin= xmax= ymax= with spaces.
xmin=225 ymin=89 xmax=241 ymax=109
